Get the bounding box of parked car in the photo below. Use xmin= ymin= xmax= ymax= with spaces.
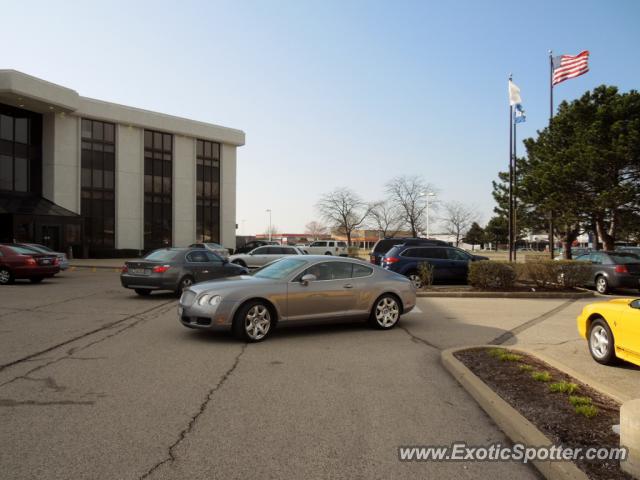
xmin=178 ymin=255 xmax=416 ymax=342
xmin=304 ymin=240 xmax=348 ymax=256
xmin=369 ymin=238 xmax=448 ymax=265
xmin=616 ymin=246 xmax=640 ymax=256
xmin=381 ymin=244 xmax=488 ymax=288
xmin=574 ymin=251 xmax=640 ymax=294
xmin=555 ymin=247 xmax=591 ymax=260
xmin=15 ymin=243 xmax=69 ymax=270
xmin=120 ymin=247 xmax=248 ymax=296
xmin=234 ymin=240 xmax=280 ymax=255
xmin=0 ymin=244 xmax=60 ymax=284
xmin=188 ymin=242 xmax=230 ymax=259
xmin=228 ymin=245 xmax=306 ymax=269
xmin=577 ymin=298 xmax=640 ymax=366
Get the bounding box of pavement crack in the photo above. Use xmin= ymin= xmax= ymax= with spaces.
xmin=398 ymin=325 xmax=441 ymax=351
xmin=488 ymin=299 xmax=577 ymax=345
xmin=0 ymin=398 xmax=94 ymax=407
xmin=0 ymin=299 xmax=175 ymax=373
xmin=139 ymin=343 xmax=249 ymax=480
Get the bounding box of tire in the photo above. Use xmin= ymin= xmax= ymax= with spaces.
xmin=588 ymin=318 xmax=616 ymax=365
xmin=135 ymin=288 xmax=151 ymax=296
xmin=368 ymin=294 xmax=401 ymax=330
xmin=595 ymin=275 xmax=609 ymax=294
xmin=324 ymin=252 xmax=332 ymax=255
xmin=232 ymin=259 xmax=247 ymax=268
xmin=233 ymin=300 xmax=274 ymax=342
xmin=0 ymin=268 xmax=14 ymax=285
xmin=175 ymin=276 xmax=194 ymax=296
xmin=407 ymin=271 xmax=423 ymax=289
xmin=30 ymin=277 xmax=44 ymax=284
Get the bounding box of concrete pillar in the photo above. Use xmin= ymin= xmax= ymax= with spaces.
xmin=115 ymin=124 xmax=143 ymax=250
xmin=621 ymin=398 xmax=640 ymax=478
xmin=220 ymin=144 xmax=237 ymax=250
xmin=42 ymin=112 xmax=80 ymax=213
xmin=173 ymin=136 xmax=196 ymax=247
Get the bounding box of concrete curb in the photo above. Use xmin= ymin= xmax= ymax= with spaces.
xmin=441 ymin=346 xmax=589 ymax=480
xmin=418 ymin=291 xmax=594 ymax=299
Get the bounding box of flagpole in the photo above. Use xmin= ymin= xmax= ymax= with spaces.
xmin=513 ymin=119 xmax=517 ymax=262
xmin=508 ymin=75 xmax=513 ymax=262
xmin=549 ymin=51 xmax=556 ymax=259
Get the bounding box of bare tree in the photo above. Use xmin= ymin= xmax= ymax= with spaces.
xmin=305 ymin=221 xmax=328 ymax=240
xmin=368 ymin=200 xmax=403 ymax=237
xmin=386 ymin=176 xmax=437 ymax=237
xmin=442 ymin=201 xmax=478 ymax=246
xmin=316 ymin=188 xmax=371 ymax=246
xmin=264 ymin=225 xmax=279 ymax=238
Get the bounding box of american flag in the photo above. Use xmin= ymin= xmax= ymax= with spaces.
xmin=552 ymin=50 xmax=590 ymax=85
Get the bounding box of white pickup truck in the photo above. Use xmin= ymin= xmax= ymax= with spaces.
xmin=305 ymin=240 xmax=348 ymax=256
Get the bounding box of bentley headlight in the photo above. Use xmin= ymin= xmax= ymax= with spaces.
xmin=197 ymin=294 xmax=222 ymax=307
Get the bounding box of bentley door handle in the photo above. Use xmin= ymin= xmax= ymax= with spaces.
xmin=343 ymin=284 xmax=353 ymax=289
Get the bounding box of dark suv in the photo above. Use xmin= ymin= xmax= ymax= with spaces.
xmin=369 ymin=237 xmax=448 ymax=265
xmin=381 ymin=244 xmax=488 ymax=287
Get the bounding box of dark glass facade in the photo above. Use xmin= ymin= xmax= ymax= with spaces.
xmin=196 ymin=139 xmax=221 ymax=243
xmin=144 ymin=130 xmax=173 ymax=250
xmin=81 ymin=119 xmax=116 ymax=252
xmin=0 ymin=104 xmax=42 ymax=194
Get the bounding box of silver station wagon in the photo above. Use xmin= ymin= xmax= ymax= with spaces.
xmin=178 ymin=256 xmax=416 ymax=342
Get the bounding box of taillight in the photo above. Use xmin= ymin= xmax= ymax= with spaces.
xmin=384 ymin=257 xmax=400 ymax=265
xmin=53 ymin=258 xmax=59 ymax=265
xmin=153 ymin=265 xmax=170 ymax=273
xmin=615 ymin=265 xmax=628 ymax=273
xmin=121 ymin=265 xmax=129 ymax=273
xmin=24 ymin=257 xmax=37 ymax=266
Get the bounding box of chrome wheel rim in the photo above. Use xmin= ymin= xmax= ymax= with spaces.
xmin=596 ymin=278 xmax=607 ymax=293
xmin=408 ymin=274 xmax=423 ymax=289
xmin=590 ymin=325 xmax=609 ymax=359
xmin=375 ymin=297 xmax=399 ymax=327
xmin=245 ymin=305 xmax=271 ymax=340
xmin=0 ymin=269 xmax=9 ymax=284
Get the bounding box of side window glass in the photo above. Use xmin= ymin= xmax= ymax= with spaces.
xmin=447 ymin=249 xmax=469 ymax=261
xmin=402 ymin=248 xmax=418 ymax=257
xmin=330 ymin=262 xmax=353 ymax=279
xmin=589 ymin=253 xmax=602 ymax=265
xmin=328 ymin=242 xmax=335 ymax=247
xmin=284 ymin=248 xmax=296 ymax=255
xmin=205 ymin=252 xmax=223 ymax=265
xmin=353 ymin=264 xmax=373 ymax=277
xmin=253 ymin=247 xmax=267 ymax=254
xmin=303 ymin=262 xmax=333 ymax=281
xmin=187 ymin=251 xmax=208 ymax=263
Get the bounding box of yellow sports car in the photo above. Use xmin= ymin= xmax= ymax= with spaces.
xmin=577 ymin=299 xmax=640 ymax=366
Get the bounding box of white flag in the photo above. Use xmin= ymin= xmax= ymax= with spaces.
xmin=508 ymin=80 xmax=522 ymax=106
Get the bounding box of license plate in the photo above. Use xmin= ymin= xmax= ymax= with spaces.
xmin=41 ymin=259 xmax=50 ymax=265
xmin=131 ymin=268 xmax=150 ymax=275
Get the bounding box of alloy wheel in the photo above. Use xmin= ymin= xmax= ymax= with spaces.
xmin=0 ymin=269 xmax=11 ymax=285
xmin=244 ymin=305 xmax=271 ymax=340
xmin=596 ymin=277 xmax=608 ymax=294
xmin=375 ymin=296 xmax=400 ymax=328
xmin=590 ymin=325 xmax=609 ymax=359
xmin=408 ymin=273 xmax=423 ymax=289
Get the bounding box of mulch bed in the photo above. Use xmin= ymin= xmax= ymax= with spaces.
xmin=454 ymin=348 xmax=631 ymax=480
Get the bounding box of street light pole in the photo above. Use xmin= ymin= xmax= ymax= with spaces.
xmin=421 ymin=192 xmax=436 ymax=238
xmin=266 ymin=209 xmax=272 ymax=242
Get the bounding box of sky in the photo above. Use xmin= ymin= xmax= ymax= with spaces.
xmin=2 ymin=0 xmax=639 ymax=236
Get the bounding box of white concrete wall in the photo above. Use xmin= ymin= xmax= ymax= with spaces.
xmin=42 ymin=113 xmax=80 ymax=214
xmin=220 ymin=144 xmax=237 ymax=250
xmin=173 ymin=136 xmax=196 ymax=247
xmin=115 ymin=124 xmax=143 ymax=250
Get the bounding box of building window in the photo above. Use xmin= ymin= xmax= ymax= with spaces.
xmin=0 ymin=109 xmax=40 ymax=193
xmin=196 ymin=139 xmax=220 ymax=243
xmin=81 ymin=119 xmax=116 ymax=250
xmin=144 ymin=130 xmax=172 ymax=250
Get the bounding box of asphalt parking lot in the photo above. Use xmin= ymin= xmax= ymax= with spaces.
xmin=1 ymin=269 xmax=638 ymax=479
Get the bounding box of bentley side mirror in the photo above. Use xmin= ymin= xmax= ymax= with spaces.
xmin=300 ymin=273 xmax=317 ymax=286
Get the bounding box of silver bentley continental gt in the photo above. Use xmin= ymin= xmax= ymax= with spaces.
xmin=178 ymin=255 xmax=416 ymax=342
